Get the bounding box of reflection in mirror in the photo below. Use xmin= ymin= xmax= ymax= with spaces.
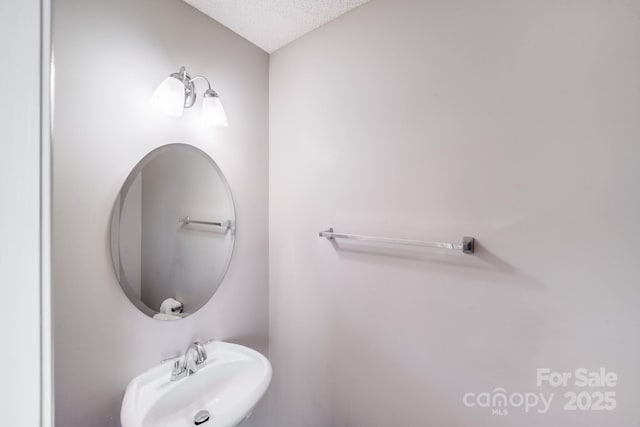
xmin=110 ymin=144 xmax=235 ymax=320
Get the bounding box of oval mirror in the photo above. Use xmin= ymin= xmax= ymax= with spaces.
xmin=110 ymin=144 xmax=235 ymax=320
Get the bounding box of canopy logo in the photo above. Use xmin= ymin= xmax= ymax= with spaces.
xmin=462 ymin=368 xmax=617 ymax=416
xmin=463 ymin=388 xmax=553 ymax=416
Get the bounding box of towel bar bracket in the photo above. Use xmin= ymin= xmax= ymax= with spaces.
xmin=462 ymin=236 xmax=474 ymax=254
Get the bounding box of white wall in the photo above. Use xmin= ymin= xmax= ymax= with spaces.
xmin=269 ymin=0 xmax=640 ymax=426
xmin=0 ymin=1 xmax=44 ymax=426
xmin=53 ymin=0 xmax=269 ymax=425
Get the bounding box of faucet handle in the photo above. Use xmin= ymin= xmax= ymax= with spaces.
xmin=170 ymin=359 xmax=186 ymax=381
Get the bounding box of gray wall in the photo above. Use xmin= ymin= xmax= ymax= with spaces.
xmin=53 ymin=0 xmax=269 ymax=425
xmin=269 ymin=0 xmax=640 ymax=426
xmin=0 ymin=0 xmax=46 ymax=425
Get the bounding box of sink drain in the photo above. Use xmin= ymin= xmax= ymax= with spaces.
xmin=194 ymin=410 xmax=210 ymax=425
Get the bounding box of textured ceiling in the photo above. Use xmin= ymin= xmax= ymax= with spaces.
xmin=183 ymin=0 xmax=371 ymax=53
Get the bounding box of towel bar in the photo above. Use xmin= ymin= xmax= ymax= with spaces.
xmin=319 ymin=228 xmax=474 ymax=254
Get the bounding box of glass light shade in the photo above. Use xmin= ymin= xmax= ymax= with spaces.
xmin=150 ymin=76 xmax=185 ymax=117
xmin=202 ymin=95 xmax=228 ymax=128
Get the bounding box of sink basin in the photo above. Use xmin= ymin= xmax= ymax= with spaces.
xmin=121 ymin=341 xmax=272 ymax=427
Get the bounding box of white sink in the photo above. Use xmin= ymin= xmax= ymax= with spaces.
xmin=121 ymin=341 xmax=272 ymax=427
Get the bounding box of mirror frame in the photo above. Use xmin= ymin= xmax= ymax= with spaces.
xmin=109 ymin=143 xmax=236 ymax=319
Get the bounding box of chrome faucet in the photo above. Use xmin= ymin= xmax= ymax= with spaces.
xmin=170 ymin=341 xmax=207 ymax=381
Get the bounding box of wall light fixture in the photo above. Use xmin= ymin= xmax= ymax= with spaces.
xmin=150 ymin=66 xmax=228 ymax=127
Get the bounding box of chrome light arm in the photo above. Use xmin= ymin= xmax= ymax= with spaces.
xmin=189 ymin=75 xmax=212 ymax=90
xmin=168 ymin=66 xmax=222 ymax=109
xmin=189 ymin=75 xmax=220 ymax=101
